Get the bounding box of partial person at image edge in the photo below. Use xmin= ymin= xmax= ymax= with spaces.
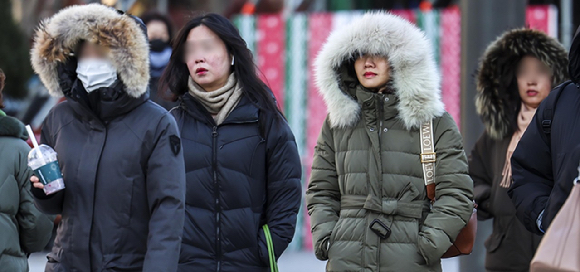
xmin=509 ymin=26 xmax=580 ymax=236
xmin=0 ymin=69 xmax=54 ymax=272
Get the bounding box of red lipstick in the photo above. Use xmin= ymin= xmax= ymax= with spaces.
xmin=364 ymin=72 xmax=377 ymax=78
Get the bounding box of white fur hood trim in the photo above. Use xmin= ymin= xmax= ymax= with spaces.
xmin=314 ymin=11 xmax=445 ymax=129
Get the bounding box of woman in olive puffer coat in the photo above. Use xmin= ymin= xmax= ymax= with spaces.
xmin=306 ymin=12 xmax=474 ymax=272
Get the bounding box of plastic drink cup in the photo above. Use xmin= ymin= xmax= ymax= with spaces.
xmin=25 ymin=126 xmax=65 ymax=195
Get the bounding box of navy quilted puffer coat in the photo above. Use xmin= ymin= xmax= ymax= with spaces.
xmin=172 ymin=93 xmax=302 ymax=272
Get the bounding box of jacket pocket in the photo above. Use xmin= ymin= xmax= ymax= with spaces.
xmin=314 ymin=235 xmax=331 ymax=261
xmin=118 ymin=177 xmax=135 ymax=227
xmin=329 ymin=219 xmax=341 ymax=246
xmin=484 ymin=231 xmax=505 ymax=253
xmin=326 ymin=219 xmax=342 ymax=259
xmin=103 ymin=253 xmax=144 ymax=271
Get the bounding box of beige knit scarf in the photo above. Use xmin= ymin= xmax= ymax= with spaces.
xmin=500 ymin=102 xmax=537 ymax=188
xmin=188 ymin=73 xmax=243 ymax=125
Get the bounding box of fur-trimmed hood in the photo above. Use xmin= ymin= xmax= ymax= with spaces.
xmin=314 ymin=11 xmax=444 ymax=129
xmin=476 ymin=28 xmax=569 ymax=140
xmin=30 ymin=4 xmax=150 ymax=98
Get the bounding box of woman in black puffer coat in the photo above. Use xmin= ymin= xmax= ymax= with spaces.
xmin=160 ymin=14 xmax=302 ymax=272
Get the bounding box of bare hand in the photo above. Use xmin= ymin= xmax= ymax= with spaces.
xmin=30 ymin=176 xmax=45 ymax=189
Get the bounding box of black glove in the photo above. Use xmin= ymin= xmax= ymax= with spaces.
xmin=56 ymin=57 xmax=78 ymax=96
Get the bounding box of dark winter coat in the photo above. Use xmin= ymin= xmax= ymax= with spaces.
xmin=470 ymin=28 xmax=568 ymax=271
xmin=306 ymin=12 xmax=473 ymax=272
xmin=0 ymin=113 xmax=54 ymax=271
xmin=29 ymin=4 xmax=186 ymax=272
xmin=171 ymin=93 xmax=302 ymax=272
xmin=470 ymin=134 xmax=542 ymax=271
xmin=509 ymin=26 xmax=580 ymax=235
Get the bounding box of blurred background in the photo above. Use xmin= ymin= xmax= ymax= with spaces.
xmin=1 ymin=0 xmax=576 ymax=271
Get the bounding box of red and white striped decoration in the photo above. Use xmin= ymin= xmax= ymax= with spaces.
xmin=440 ymin=7 xmax=461 ymax=127
xmin=305 ymin=13 xmax=333 ymax=250
xmin=256 ymin=14 xmax=285 ymax=110
xmin=526 ymin=5 xmax=559 ymax=37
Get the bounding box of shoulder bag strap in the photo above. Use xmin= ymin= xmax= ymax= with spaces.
xmin=420 ymin=119 xmax=436 ymax=202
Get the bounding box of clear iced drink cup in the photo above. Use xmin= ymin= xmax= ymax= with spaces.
xmin=28 ymin=144 xmax=65 ymax=195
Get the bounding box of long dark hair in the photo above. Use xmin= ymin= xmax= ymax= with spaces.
xmin=159 ymin=13 xmax=282 ymax=121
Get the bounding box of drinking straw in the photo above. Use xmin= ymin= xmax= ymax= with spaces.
xmin=25 ymin=125 xmax=45 ymax=160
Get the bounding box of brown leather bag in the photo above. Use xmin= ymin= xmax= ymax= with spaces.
xmin=530 ymin=170 xmax=580 ymax=272
xmin=420 ymin=120 xmax=477 ymax=258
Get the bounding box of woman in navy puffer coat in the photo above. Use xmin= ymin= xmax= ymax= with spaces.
xmin=161 ymin=13 xmax=302 ymax=272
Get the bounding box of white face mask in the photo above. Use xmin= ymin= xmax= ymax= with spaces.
xmin=76 ymin=59 xmax=118 ymax=93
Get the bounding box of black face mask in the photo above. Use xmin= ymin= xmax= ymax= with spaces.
xmin=150 ymin=39 xmax=170 ymax=53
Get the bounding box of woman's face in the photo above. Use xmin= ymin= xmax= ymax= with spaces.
xmin=354 ymin=54 xmax=391 ymax=90
xmin=78 ymin=42 xmax=107 ymax=60
xmin=184 ymin=25 xmax=232 ymax=92
xmin=147 ymin=20 xmax=170 ymax=43
xmin=517 ymin=56 xmax=552 ymax=108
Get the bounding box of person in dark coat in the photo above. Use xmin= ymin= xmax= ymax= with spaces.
xmin=470 ymin=28 xmax=569 ymax=272
xmin=0 ymin=69 xmax=54 ymax=271
xmin=509 ymin=26 xmax=580 ymax=236
xmin=159 ymin=13 xmax=302 ymax=272
xmin=29 ymin=4 xmax=186 ymax=271
xmin=142 ymin=11 xmax=178 ymax=110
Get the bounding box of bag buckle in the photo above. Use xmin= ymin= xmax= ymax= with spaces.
xmin=369 ymin=219 xmax=391 ymax=239
xmin=420 ymin=152 xmax=436 ymax=163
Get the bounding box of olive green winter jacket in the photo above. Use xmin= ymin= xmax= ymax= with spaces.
xmin=306 ymin=12 xmax=474 ymax=272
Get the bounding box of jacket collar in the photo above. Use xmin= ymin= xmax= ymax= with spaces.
xmin=67 ymin=80 xmax=148 ymax=123
xmin=0 ymin=115 xmax=28 ymax=140
xmin=314 ymin=11 xmax=444 ymax=130
xmin=355 ymin=87 xmax=399 ymax=119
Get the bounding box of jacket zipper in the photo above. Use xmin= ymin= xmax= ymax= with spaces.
xmin=377 ymin=94 xmax=385 ymax=270
xmin=379 ymin=94 xmax=384 ymax=137
xmin=210 ymin=118 xmax=258 ymax=272
xmin=212 ymin=126 xmax=221 ymax=272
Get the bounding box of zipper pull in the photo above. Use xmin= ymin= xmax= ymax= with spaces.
xmin=212 ymin=126 xmax=218 ymax=137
